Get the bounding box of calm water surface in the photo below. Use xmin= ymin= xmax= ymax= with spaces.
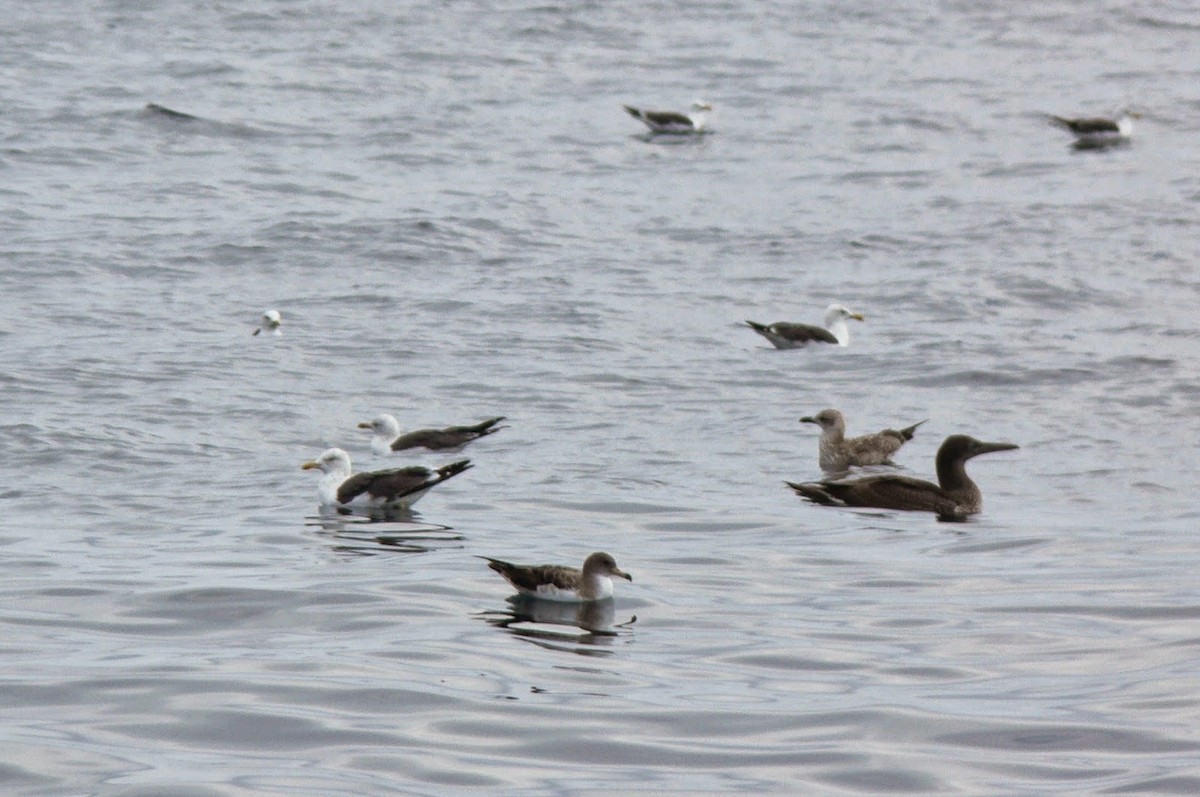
xmin=2 ymin=0 xmax=1199 ymax=793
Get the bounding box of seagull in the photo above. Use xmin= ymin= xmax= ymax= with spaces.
xmin=787 ymin=434 xmax=1017 ymax=521
xmin=1049 ymin=111 xmax=1140 ymax=146
xmin=479 ymin=551 xmax=633 ymax=602
xmin=623 ymin=100 xmax=713 ymax=134
xmin=253 ymin=309 xmax=282 ymax=336
xmin=357 ymin=414 xmax=506 ymax=456
xmin=800 ymin=408 xmax=927 ymax=471
xmin=301 ymin=448 xmax=471 ymax=510
xmin=743 ymin=304 xmax=865 ymax=348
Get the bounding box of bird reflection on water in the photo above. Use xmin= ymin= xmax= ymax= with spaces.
xmin=305 ymin=510 xmax=463 ymax=556
xmin=481 ymin=595 xmax=636 ymax=653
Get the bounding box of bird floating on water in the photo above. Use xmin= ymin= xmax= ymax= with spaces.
xmin=145 ymin=102 xmax=199 ymax=121
xmin=744 ymin=304 xmax=864 ymax=348
xmin=623 ymin=100 xmax=713 ymax=134
xmin=1049 ymin=110 xmax=1140 ymax=147
xmin=253 ymin=309 xmax=282 ymax=336
xmin=800 ymin=408 xmax=927 ymax=471
xmin=786 ymin=434 xmax=1018 ymax=521
xmin=302 ymin=448 xmax=471 ymax=510
xmin=480 ymin=551 xmax=633 ymax=602
xmin=358 ymin=413 xmax=506 ymax=456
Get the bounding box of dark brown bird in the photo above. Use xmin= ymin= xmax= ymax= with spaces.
xmin=787 ymin=434 xmax=1018 ymax=521
xmin=800 ymin=408 xmax=926 ymax=471
xmin=302 ymin=448 xmax=471 ymax=509
xmin=480 ymin=551 xmax=632 ymax=602
xmin=359 ymin=413 xmax=506 ymax=455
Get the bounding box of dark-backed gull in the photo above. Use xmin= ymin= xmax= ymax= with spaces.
xmin=623 ymin=100 xmax=713 ymax=134
xmin=1049 ymin=111 xmax=1139 ymax=146
xmin=787 ymin=435 xmax=1017 ymax=521
xmin=302 ymin=448 xmax=471 ymax=509
xmin=744 ymin=304 xmax=864 ymax=348
xmin=358 ymin=414 xmax=506 ymax=455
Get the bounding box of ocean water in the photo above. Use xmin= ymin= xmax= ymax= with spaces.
xmin=2 ymin=0 xmax=1199 ymax=793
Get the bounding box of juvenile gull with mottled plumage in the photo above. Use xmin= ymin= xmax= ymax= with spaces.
xmin=302 ymin=448 xmax=471 ymax=509
xmin=358 ymin=413 xmax=506 ymax=455
xmin=744 ymin=304 xmax=864 ymax=348
xmin=787 ymin=434 xmax=1018 ymax=521
xmin=801 ymin=408 xmax=926 ymax=471
xmin=480 ymin=552 xmax=632 ymax=602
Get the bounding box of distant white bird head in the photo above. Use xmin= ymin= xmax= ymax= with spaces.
xmin=254 ymin=309 xmax=283 ymax=336
xmin=358 ymin=413 xmax=401 ymax=438
xmin=302 ymin=447 xmax=352 ymax=476
xmin=825 ymin=304 xmax=865 ymax=323
xmin=822 ymin=304 xmax=865 ymax=346
xmin=691 ymin=100 xmax=714 ymax=112
xmin=1116 ymin=110 xmax=1141 ymax=136
xmin=358 ymin=414 xmax=402 ymax=455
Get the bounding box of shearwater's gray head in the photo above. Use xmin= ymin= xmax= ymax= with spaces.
xmin=582 ymin=551 xmax=632 ymax=582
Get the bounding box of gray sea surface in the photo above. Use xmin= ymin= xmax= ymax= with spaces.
xmin=3 ymin=0 xmax=1199 ymax=794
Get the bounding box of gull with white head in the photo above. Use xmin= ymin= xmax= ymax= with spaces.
xmin=623 ymin=100 xmax=713 ymax=134
xmin=301 ymin=448 xmax=472 ymax=510
xmin=253 ymin=309 xmax=282 ymax=336
xmin=1049 ymin=110 xmax=1140 ymax=147
xmin=744 ymin=304 xmax=865 ymax=349
xmin=358 ymin=413 xmax=506 ymax=456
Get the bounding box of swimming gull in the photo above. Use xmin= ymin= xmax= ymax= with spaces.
xmin=253 ymin=309 xmax=282 ymax=336
xmin=800 ymin=408 xmax=927 ymax=471
xmin=1049 ymin=111 xmax=1139 ymax=146
xmin=358 ymin=413 xmax=506 ymax=456
xmin=480 ymin=551 xmax=632 ymax=602
xmin=786 ymin=434 xmax=1018 ymax=521
xmin=302 ymin=448 xmax=471 ymax=509
xmin=744 ymin=304 xmax=864 ymax=348
xmin=623 ymin=100 xmax=713 ymax=134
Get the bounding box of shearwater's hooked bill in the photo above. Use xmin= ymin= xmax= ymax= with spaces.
xmin=1049 ymin=110 xmax=1140 ymax=147
xmin=744 ymin=304 xmax=864 ymax=348
xmin=800 ymin=408 xmax=927 ymax=471
xmin=358 ymin=414 xmax=506 ymax=455
xmin=302 ymin=448 xmax=471 ymax=509
xmin=623 ymin=100 xmax=713 ymax=134
xmin=253 ymin=309 xmax=282 ymax=336
xmin=786 ymin=434 xmax=1018 ymax=521
xmin=479 ymin=551 xmax=633 ymax=602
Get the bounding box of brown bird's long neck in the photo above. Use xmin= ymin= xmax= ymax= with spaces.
xmin=936 ymin=456 xmax=979 ymax=504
